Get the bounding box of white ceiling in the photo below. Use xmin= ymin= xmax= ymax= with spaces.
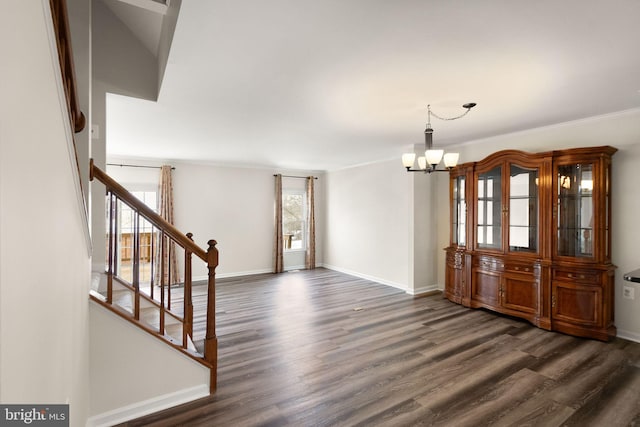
xmin=105 ymin=0 xmax=640 ymax=171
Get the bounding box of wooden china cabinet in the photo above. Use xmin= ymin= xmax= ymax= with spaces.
xmin=444 ymin=146 xmax=616 ymax=341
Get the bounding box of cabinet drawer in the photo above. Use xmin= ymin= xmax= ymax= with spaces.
xmin=553 ymin=269 xmax=600 ymax=284
xmin=475 ymin=256 xmax=504 ymax=272
xmin=504 ymin=261 xmax=535 ymax=274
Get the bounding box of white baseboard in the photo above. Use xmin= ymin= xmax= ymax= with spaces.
xmin=192 ymin=267 xmax=441 ymax=297
xmin=86 ymin=384 xmax=209 ymax=427
xmin=194 ymin=266 xmax=315 ymax=282
xmin=321 ymin=264 xmax=408 ymax=292
xmin=616 ymin=329 xmax=640 ymax=344
xmin=193 ymin=268 xmax=273 ymax=282
xmin=321 ymin=264 xmax=443 ymax=296
xmin=408 ymin=284 xmax=442 ymax=296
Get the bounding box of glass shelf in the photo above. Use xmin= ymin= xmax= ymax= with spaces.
xmin=509 ymin=165 xmax=538 ymax=253
xmin=557 ymin=163 xmax=593 ymax=258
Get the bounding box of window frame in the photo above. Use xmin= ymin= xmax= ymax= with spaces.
xmin=282 ymin=188 xmax=307 ymax=253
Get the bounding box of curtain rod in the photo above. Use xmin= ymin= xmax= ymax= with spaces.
xmin=274 ymin=174 xmax=318 ymax=180
xmin=107 ymin=163 xmax=175 ymax=170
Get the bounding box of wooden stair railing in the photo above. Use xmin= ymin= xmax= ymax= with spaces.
xmin=90 ymin=160 xmax=219 ymax=393
xmin=50 ymin=0 xmax=86 ymax=133
xmin=50 ymin=0 xmax=89 ymax=222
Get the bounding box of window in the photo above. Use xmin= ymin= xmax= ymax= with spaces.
xmin=119 ymin=190 xmax=157 ymax=262
xmin=282 ymin=191 xmax=306 ymax=251
xmin=108 ymin=189 xmax=158 ymax=283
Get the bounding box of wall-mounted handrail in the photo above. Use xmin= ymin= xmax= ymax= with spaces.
xmin=49 ymin=0 xmax=86 ymax=133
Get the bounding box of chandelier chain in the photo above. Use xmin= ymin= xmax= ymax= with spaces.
xmin=427 ymin=104 xmax=473 ymax=121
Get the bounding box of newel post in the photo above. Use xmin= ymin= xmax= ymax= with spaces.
xmin=204 ymin=239 xmax=219 ymax=393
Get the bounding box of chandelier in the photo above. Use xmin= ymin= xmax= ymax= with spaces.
xmin=402 ymin=102 xmax=476 ymax=173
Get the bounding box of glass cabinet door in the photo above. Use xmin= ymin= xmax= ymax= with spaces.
xmin=557 ymin=163 xmax=594 ymax=257
xmin=452 ymin=175 xmax=466 ymax=246
xmin=477 ymin=166 xmax=502 ymax=250
xmin=509 ymin=165 xmax=538 ymax=253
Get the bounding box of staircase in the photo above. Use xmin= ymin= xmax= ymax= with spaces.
xmin=99 ymin=275 xmax=197 ymax=352
xmin=90 ymin=162 xmax=219 ymax=392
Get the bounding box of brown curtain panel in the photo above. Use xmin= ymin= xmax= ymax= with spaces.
xmin=155 ymin=165 xmax=180 ymax=286
xmin=274 ymin=174 xmax=284 ymax=273
xmin=305 ymin=176 xmax=316 ymax=269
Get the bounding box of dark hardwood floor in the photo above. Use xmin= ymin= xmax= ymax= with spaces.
xmin=122 ymin=268 xmax=640 ymax=426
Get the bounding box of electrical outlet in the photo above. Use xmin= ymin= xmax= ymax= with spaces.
xmin=623 ymin=285 xmax=635 ymax=300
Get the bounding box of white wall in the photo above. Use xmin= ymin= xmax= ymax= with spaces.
xmin=173 ymin=163 xmax=275 ymax=278
xmin=0 ymin=1 xmax=91 ymax=424
xmin=324 ymin=159 xmax=411 ymax=290
xmin=106 ymin=159 xmax=325 ymax=279
xmin=612 ymin=140 xmax=640 ymax=342
xmin=435 ymin=108 xmax=640 ymax=342
xmin=409 ymin=150 xmax=448 ymax=295
xmin=88 ymin=303 xmax=210 ymax=425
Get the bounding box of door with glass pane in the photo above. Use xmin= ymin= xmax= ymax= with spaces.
xmin=556 ymin=162 xmax=594 ymax=259
xmin=452 ymin=174 xmax=467 ymax=247
xmin=508 ymin=164 xmax=539 ymax=254
xmin=476 ymin=165 xmax=503 ymax=251
xmin=447 ymin=167 xmax=472 ymax=305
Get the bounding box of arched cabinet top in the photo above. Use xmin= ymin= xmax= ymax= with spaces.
xmin=455 ymin=145 xmax=617 ymax=170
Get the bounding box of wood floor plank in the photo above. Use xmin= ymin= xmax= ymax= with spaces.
xmin=562 ymin=364 xmax=640 ymax=426
xmin=121 ymin=268 xmax=640 ymax=427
